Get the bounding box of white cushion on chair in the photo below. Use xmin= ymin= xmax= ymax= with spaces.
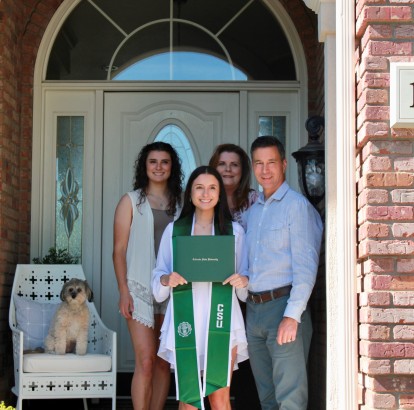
xmin=23 ymin=353 xmax=112 ymax=373
xmin=14 ymin=295 xmax=59 ymax=350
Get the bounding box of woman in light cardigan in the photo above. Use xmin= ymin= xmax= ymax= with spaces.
xmin=113 ymin=142 xmax=183 ymax=410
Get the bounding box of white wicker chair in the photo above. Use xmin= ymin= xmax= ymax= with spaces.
xmin=9 ymin=264 xmax=117 ymax=410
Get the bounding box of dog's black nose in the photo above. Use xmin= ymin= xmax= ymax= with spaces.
xmin=71 ymin=292 xmax=77 ymax=298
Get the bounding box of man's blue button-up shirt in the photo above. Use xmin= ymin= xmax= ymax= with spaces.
xmin=244 ymin=181 xmax=323 ymax=322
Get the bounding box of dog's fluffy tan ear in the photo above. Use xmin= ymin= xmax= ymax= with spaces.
xmin=60 ymin=282 xmax=67 ymax=301
xmin=85 ymin=281 xmax=94 ymax=302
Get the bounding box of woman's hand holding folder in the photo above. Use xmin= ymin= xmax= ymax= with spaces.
xmin=160 ymin=272 xmax=188 ymax=287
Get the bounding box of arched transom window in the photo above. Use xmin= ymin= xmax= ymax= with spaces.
xmin=47 ymin=0 xmax=295 ymax=81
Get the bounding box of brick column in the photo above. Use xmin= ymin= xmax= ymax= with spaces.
xmin=356 ymin=1 xmax=414 ymax=408
xmin=0 ymin=0 xmax=63 ymax=403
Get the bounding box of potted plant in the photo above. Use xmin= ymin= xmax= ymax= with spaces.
xmin=32 ymin=247 xmax=78 ymax=264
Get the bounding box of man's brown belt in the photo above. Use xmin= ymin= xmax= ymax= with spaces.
xmin=247 ymin=285 xmax=292 ymax=304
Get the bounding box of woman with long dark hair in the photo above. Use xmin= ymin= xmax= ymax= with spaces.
xmin=153 ymin=166 xmax=249 ymax=410
xmin=113 ymin=141 xmax=183 ymax=410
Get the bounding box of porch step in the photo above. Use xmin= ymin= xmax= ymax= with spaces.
xmin=21 ymin=397 xmax=236 ymax=409
xmin=19 ymin=398 xmax=179 ymax=409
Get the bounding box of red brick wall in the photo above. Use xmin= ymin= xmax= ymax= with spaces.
xmin=356 ymin=0 xmax=414 ymax=408
xmin=279 ymin=0 xmax=325 ymax=116
xmin=0 ymin=1 xmax=27 ymax=402
xmin=0 ymin=0 xmax=63 ymax=403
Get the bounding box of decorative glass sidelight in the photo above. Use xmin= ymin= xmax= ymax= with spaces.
xmin=55 ymin=116 xmax=83 ymax=260
xmin=258 ymin=115 xmax=286 ymax=147
xmin=154 ymin=124 xmax=196 ymax=185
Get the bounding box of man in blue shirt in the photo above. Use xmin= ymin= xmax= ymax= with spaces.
xmin=244 ymin=136 xmax=323 ymax=409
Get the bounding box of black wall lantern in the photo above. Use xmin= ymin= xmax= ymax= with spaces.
xmin=292 ymin=116 xmax=325 ymax=208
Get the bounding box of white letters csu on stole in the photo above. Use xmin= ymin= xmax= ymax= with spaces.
xmin=216 ymin=303 xmax=224 ymax=328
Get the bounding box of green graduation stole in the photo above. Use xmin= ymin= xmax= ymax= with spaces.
xmin=172 ymin=215 xmax=234 ymax=409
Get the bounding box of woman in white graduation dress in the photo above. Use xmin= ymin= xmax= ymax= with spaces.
xmin=152 ymin=166 xmax=249 ymax=410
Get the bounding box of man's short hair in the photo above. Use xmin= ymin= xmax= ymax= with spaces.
xmin=250 ymin=136 xmax=286 ymax=161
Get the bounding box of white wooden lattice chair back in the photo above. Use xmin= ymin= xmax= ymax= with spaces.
xmin=9 ymin=264 xmax=117 ymax=410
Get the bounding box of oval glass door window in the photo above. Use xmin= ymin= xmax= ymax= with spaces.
xmin=154 ymin=124 xmax=196 ymax=185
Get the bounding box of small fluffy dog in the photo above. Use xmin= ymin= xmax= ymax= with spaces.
xmin=45 ymin=278 xmax=93 ymax=355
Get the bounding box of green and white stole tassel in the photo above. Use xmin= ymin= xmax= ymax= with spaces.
xmin=172 ymin=215 xmax=234 ymax=409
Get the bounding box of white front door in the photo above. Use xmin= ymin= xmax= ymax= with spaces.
xmin=101 ymin=92 xmax=240 ymax=371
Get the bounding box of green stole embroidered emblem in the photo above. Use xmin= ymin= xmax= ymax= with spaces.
xmin=172 ymin=215 xmax=234 ymax=409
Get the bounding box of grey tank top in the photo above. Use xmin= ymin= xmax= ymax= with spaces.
xmin=152 ymin=208 xmax=174 ymax=257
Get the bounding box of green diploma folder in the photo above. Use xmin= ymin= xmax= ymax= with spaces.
xmin=172 ymin=235 xmax=235 ymax=282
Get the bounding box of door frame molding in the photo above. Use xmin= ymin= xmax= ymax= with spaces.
xmin=30 ymin=0 xmax=360 ymax=407
xmin=310 ymin=1 xmax=358 ymax=409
